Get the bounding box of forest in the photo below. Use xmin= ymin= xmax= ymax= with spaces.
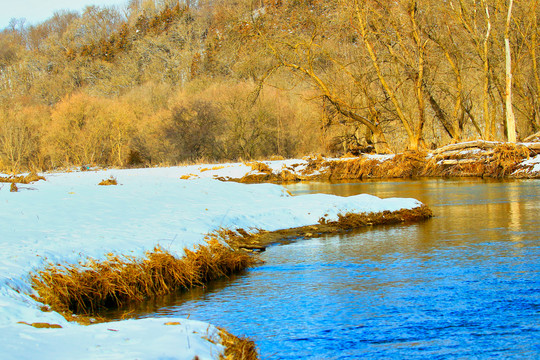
xmin=0 ymin=0 xmax=538 ymax=172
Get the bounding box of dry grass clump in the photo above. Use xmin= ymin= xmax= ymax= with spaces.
xmin=0 ymin=172 xmax=45 ymax=184
xmin=98 ymin=176 xmax=118 ymax=186
xmin=212 ymin=228 xmax=267 ymax=252
xmin=485 ymin=143 xmax=530 ymax=177
xmin=326 ymin=158 xmax=378 ymax=179
xmin=219 ymin=328 xmax=259 ymax=360
xmin=320 ymin=205 xmax=433 ymax=229
xmin=427 ymin=143 xmax=531 ymax=178
xmin=324 ymin=144 xmax=532 ymax=180
xmin=10 ymin=183 xmax=18 ymax=192
xmin=383 ymin=151 xmax=428 ymax=177
xmin=279 ymin=169 xmax=299 ymax=182
xmin=31 ymin=238 xmax=257 ymax=315
xmin=18 ymin=321 xmax=62 ymax=329
xmin=238 ymin=173 xmax=276 ymax=183
xmin=327 ymin=151 xmax=427 ymax=180
xmin=300 ymin=154 xmax=329 ymax=176
xmin=247 ymin=161 xmax=273 ymax=174
xmin=429 ymin=160 xmax=487 ymax=177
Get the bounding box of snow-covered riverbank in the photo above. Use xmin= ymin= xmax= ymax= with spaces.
xmin=1 ymin=164 xmax=425 ymax=359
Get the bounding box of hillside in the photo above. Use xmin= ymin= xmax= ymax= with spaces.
xmin=0 ymin=0 xmax=539 ymax=172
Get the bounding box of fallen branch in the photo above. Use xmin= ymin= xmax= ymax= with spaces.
xmin=431 ymin=140 xmax=499 ymax=155
xmin=440 ymin=159 xmax=481 ymax=165
xmin=523 ymin=131 xmax=540 ymax=142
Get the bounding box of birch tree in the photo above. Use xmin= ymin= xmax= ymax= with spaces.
xmin=505 ymin=0 xmax=516 ymax=142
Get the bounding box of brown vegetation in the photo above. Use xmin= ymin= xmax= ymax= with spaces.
xmin=1 ymin=1 xmax=539 ymax=172
xmin=98 ymin=176 xmax=118 ymax=186
xmin=0 ymin=172 xmax=45 ymax=184
xmin=31 ymin=238 xmax=258 ymax=316
xmin=18 ymin=321 xmax=63 ymax=329
xmin=218 ymin=328 xmax=259 ymax=360
xmin=247 ymin=161 xmax=272 ymax=174
xmin=320 ymin=205 xmax=434 ymax=230
xmin=210 ymin=206 xmax=433 ymax=251
xmin=326 ymin=152 xmax=429 ymax=180
xmin=330 ymin=143 xmax=536 ymax=179
xmin=424 ymin=142 xmax=533 ymax=178
xmin=227 ymin=141 xmax=537 ymax=183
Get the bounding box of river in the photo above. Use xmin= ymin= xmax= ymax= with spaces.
xmin=104 ymin=179 xmax=540 ymax=359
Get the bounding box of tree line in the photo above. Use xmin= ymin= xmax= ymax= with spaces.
xmin=0 ymin=0 xmax=538 ymax=172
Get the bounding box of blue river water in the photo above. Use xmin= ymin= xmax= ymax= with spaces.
xmin=114 ymin=179 xmax=540 ymax=359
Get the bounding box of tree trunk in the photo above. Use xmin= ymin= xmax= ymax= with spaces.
xmin=354 ymin=0 xmax=415 ymax=148
xmin=483 ymin=3 xmax=493 ymax=140
xmin=505 ymin=0 xmax=517 ymax=142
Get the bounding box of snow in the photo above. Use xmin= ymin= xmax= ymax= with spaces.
xmin=363 ymin=154 xmax=396 ymax=162
xmin=518 ymin=154 xmax=540 ymax=174
xmin=0 ymin=163 xmax=424 ymax=360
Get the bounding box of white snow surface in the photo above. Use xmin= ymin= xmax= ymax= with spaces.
xmin=0 ymin=164 xmax=424 ymax=360
xmin=518 ymin=154 xmax=540 ymax=174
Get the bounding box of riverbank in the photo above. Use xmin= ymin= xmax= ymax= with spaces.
xmin=0 ymin=166 xmax=430 ymax=359
xmin=184 ymin=179 xmax=540 ymax=359
xmin=227 ymin=141 xmax=540 ymax=183
xmin=221 ymin=205 xmax=433 ymax=251
xmin=2 ymin=141 xmax=538 ymax=187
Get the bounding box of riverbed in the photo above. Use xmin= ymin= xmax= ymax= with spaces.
xmin=104 ymin=179 xmax=540 ymax=359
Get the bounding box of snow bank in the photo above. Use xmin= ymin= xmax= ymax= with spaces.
xmin=0 ymin=165 xmax=423 ymax=359
xmin=517 ymin=154 xmax=540 ymax=175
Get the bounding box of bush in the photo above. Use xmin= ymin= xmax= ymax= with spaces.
xmin=45 ymin=93 xmax=135 ymax=168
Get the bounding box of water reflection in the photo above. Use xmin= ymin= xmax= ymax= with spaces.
xmin=103 ymin=179 xmax=540 ymax=359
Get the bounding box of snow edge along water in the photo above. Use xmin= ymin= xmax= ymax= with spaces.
xmin=1 ymin=161 xmax=428 ymax=360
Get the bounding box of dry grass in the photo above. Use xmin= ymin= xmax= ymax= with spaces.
xmin=320 ymin=205 xmax=433 ymax=229
xmin=322 ymin=144 xmax=532 ymax=180
xmin=326 ymin=151 xmax=427 ymax=180
xmin=220 ymin=144 xmax=538 ymax=184
xmin=211 ymin=206 xmax=434 ymax=252
xmin=300 ymin=154 xmax=328 ymax=176
xmin=239 ymin=161 xmax=304 ymax=183
xmin=426 ymin=143 xmax=531 ymax=178
xmin=98 ymin=176 xmax=118 ymax=186
xmin=279 ymin=169 xmax=299 ymax=182
xmin=200 ymin=165 xmax=226 ymax=172
xmin=211 ymin=228 xmax=268 ymax=252
xmin=485 ymin=143 xmax=530 ymax=177
xmin=10 ymin=183 xmax=18 ymax=192
xmin=219 ymin=328 xmax=259 ymax=360
xmin=247 ymin=161 xmax=273 ymax=174
xmin=0 ymin=172 xmax=45 ymax=184
xmin=238 ymin=173 xmax=276 ymax=183
xmin=31 ymin=238 xmax=258 ymax=316
xmin=18 ymin=321 xmax=63 ymax=329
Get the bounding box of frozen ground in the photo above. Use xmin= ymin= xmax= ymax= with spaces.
xmin=0 ymin=162 xmax=426 ymax=359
